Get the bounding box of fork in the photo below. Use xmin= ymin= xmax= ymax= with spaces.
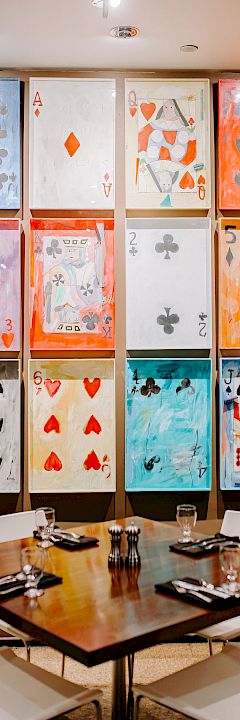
xmin=172 ymin=582 xmax=212 ymax=603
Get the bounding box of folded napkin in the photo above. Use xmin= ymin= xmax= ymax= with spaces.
xmin=33 ymin=527 xmax=99 ymax=551
xmin=155 ymin=576 xmax=240 ymax=608
xmin=169 ymin=533 xmax=240 ymax=558
xmin=0 ymin=570 xmax=62 ymax=600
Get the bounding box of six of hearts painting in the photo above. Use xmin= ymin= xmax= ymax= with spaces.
xmin=1 ymin=76 xmax=240 ymax=494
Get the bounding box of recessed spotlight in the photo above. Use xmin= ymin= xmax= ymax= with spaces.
xmin=110 ymin=25 xmax=139 ymax=38
xmin=180 ymin=44 xmax=198 ymax=52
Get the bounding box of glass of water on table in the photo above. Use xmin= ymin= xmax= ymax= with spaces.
xmin=176 ymin=504 xmax=197 ymax=543
xmin=35 ymin=507 xmax=55 ymax=548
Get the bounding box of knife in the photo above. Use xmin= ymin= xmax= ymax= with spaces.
xmin=173 ymin=580 xmax=230 ymax=599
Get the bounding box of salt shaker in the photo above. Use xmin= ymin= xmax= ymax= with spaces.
xmin=108 ymin=524 xmax=124 ymax=566
xmin=125 ymin=521 xmax=141 ymax=567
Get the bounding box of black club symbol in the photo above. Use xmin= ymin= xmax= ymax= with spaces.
xmin=140 ymin=378 xmax=160 ymax=397
xmin=157 ymin=307 xmax=179 ymax=335
xmin=82 ymin=312 xmax=100 ymax=331
xmin=46 ymin=238 xmax=62 ymax=260
xmin=53 ymin=273 xmax=64 ymax=286
xmin=155 ymin=233 xmax=179 ymax=260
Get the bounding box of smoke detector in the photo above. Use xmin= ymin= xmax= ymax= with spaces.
xmin=110 ymin=25 xmax=139 ymax=38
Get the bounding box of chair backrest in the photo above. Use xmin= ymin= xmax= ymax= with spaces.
xmin=0 ymin=511 xmax=36 ymax=543
xmin=221 ymin=510 xmax=240 ymax=537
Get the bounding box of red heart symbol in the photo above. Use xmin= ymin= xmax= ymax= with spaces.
xmin=44 ymin=415 xmax=60 ymax=434
xmin=130 ymin=107 xmax=137 ymax=117
xmin=84 ymin=450 xmax=101 ymax=471
xmin=140 ymin=102 xmax=156 ymax=121
xmin=1 ymin=332 xmax=14 ymax=348
xmin=180 ymin=171 xmax=195 ymax=190
xmin=83 ymin=378 xmax=101 ymax=398
xmin=84 ymin=415 xmax=102 ymax=435
xmin=44 ymin=451 xmax=62 ymax=472
xmin=44 ymin=378 xmax=61 ymax=397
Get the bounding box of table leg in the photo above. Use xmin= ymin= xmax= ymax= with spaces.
xmin=112 ymin=656 xmax=126 ymax=720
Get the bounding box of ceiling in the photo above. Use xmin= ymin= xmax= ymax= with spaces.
xmin=1 ymin=0 xmax=239 ymax=71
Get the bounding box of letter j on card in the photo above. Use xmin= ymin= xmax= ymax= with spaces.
xmin=28 ymin=359 xmax=115 ymax=492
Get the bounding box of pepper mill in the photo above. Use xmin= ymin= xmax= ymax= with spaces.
xmin=108 ymin=524 xmax=124 ymax=566
xmin=125 ymin=521 xmax=141 ymax=567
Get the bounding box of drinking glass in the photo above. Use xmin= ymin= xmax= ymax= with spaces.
xmin=21 ymin=546 xmax=45 ymax=598
xmin=35 ymin=507 xmax=55 ymax=548
xmin=176 ymin=504 xmax=197 ymax=543
xmin=220 ymin=542 xmax=240 ymax=595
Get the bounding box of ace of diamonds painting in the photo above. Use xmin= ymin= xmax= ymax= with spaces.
xmin=126 ymin=359 xmax=212 ymax=491
xmin=125 ymin=78 xmax=210 ymax=209
xmin=30 ymin=219 xmax=115 ymax=350
xmin=0 ymin=361 xmax=20 ymax=493
xmin=29 ymin=360 xmax=115 ymax=492
xmin=29 ymin=78 xmax=115 ymax=209
xmin=0 ymin=220 xmax=20 ymax=351
xmin=126 ymin=217 xmax=211 ymax=349
xmin=220 ymin=358 xmax=240 ymax=489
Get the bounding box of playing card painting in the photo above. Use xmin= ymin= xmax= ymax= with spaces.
xmin=29 ymin=78 xmax=115 ymax=209
xmin=126 ymin=359 xmax=212 ymax=491
xmin=219 ymin=80 xmax=240 ymax=209
xmin=126 ymin=218 xmax=211 ymax=349
xmin=0 ymin=78 xmax=20 ymax=209
xmin=0 ymin=220 xmax=20 ymax=351
xmin=0 ymin=361 xmax=20 ymax=492
xmin=30 ymin=219 xmax=115 ymax=350
xmin=220 ymin=358 xmax=240 ymax=489
xmin=125 ymin=79 xmax=210 ymax=209
xmin=219 ymin=218 xmax=240 ymax=348
xmin=29 ymin=360 xmax=115 ymax=492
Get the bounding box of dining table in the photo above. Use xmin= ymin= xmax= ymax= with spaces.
xmin=0 ymin=516 xmax=238 ymax=720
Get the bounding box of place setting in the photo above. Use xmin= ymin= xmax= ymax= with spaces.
xmin=168 ymin=504 xmax=239 ymax=557
xmin=33 ymin=507 xmax=99 ymax=551
xmin=0 ymin=545 xmax=62 ymax=601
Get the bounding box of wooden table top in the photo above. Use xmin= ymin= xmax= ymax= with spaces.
xmin=0 ymin=516 xmax=238 ymax=667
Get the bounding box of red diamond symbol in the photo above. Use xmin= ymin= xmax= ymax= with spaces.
xmin=64 ymin=132 xmax=80 ymax=157
xmin=35 ymin=108 xmax=40 ymax=117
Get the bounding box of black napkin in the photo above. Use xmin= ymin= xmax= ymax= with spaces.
xmin=155 ymin=576 xmax=240 ymax=608
xmin=33 ymin=528 xmax=99 ymax=551
xmin=0 ymin=570 xmax=62 ymax=599
xmin=169 ymin=533 xmax=240 ymax=558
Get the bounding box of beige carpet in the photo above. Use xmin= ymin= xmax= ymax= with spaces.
xmin=13 ymin=642 xmax=222 ymax=719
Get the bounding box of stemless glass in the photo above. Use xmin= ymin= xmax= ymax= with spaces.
xmin=21 ymin=547 xmax=45 ymax=598
xmin=35 ymin=507 xmax=55 ymax=548
xmin=176 ymin=504 xmax=197 ymax=543
xmin=220 ymin=542 xmax=240 ymax=595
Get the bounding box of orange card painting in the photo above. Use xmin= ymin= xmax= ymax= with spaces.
xmin=30 ymin=218 xmax=115 ymax=350
xmin=219 ymin=218 xmax=240 ymax=348
xmin=219 ymin=80 xmax=240 ymax=209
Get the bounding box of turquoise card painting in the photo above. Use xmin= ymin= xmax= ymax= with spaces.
xmin=220 ymin=358 xmax=240 ymax=489
xmin=0 ymin=79 xmax=20 ymax=209
xmin=126 ymin=359 xmax=212 ymax=491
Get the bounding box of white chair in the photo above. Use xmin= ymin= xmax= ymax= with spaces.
xmin=0 ymin=645 xmax=102 ymax=719
xmin=0 ymin=511 xmax=66 ymax=675
xmin=0 ymin=511 xmax=37 ymax=662
xmin=133 ymin=642 xmax=240 ymax=720
xmin=197 ymin=510 xmax=240 ymax=654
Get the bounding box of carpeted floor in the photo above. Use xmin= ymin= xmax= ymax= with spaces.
xmin=14 ymin=641 xmax=222 ymax=719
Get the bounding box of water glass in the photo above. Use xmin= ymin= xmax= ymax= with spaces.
xmin=220 ymin=542 xmax=240 ymax=595
xmin=21 ymin=546 xmax=45 ymax=598
xmin=35 ymin=507 xmax=55 ymax=548
xmin=176 ymin=504 xmax=197 ymax=543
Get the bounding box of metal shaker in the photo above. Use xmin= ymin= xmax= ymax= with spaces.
xmin=108 ymin=524 xmax=124 ymax=566
xmin=125 ymin=521 xmax=141 ymax=566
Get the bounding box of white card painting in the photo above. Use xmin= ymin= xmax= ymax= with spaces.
xmin=126 ymin=218 xmax=212 ymax=350
xmin=29 ymin=78 xmax=115 ymax=209
xmin=0 ymin=360 xmax=20 ymax=492
xmin=125 ymin=78 xmax=210 ymax=209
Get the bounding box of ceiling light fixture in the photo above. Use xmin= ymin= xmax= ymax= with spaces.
xmin=92 ymin=0 xmax=121 ymax=18
xmin=180 ymin=44 xmax=198 ymax=52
